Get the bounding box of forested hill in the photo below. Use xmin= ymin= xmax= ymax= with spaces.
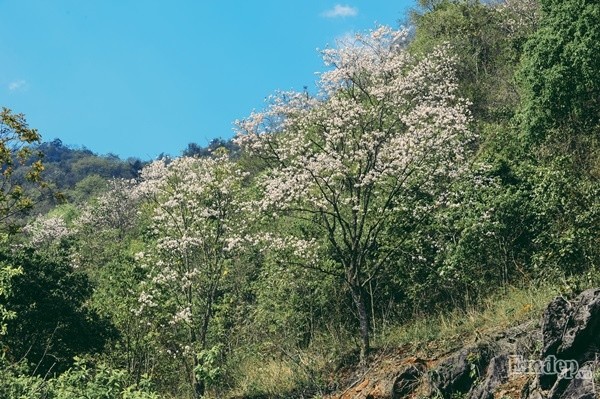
xmin=35 ymin=139 xmax=142 ymax=199
xmin=20 ymin=138 xmax=236 ymax=207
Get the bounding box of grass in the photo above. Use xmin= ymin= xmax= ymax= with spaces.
xmin=222 ymin=281 xmax=578 ymax=398
xmin=223 ymin=347 xmax=334 ymax=398
xmin=228 ymin=357 xmax=300 ymax=397
xmin=375 ymin=283 xmax=561 ymax=354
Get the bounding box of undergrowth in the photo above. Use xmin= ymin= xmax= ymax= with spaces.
xmin=220 ymin=282 xmax=572 ymax=398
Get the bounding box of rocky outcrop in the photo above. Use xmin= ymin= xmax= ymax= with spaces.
xmin=429 ymin=344 xmax=494 ymax=398
xmin=542 ymin=288 xmax=600 ymax=363
xmin=536 ymin=288 xmax=600 ymax=397
xmin=329 ymin=289 xmax=600 ymax=399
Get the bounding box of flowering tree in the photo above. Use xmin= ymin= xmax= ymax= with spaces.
xmin=496 ymin=0 xmax=540 ymax=37
xmin=23 ymin=214 xmax=74 ymax=259
xmin=236 ymin=26 xmax=474 ymax=362
xmin=63 ymin=179 xmax=143 ymax=279
xmin=133 ymin=154 xmax=248 ymax=398
xmin=77 ymin=178 xmax=141 ymax=238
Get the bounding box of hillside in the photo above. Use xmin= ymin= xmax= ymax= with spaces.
xmin=325 ymin=288 xmax=600 ymax=399
xmin=0 ymin=0 xmax=599 ymax=398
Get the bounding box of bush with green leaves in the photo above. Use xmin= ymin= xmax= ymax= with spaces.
xmin=0 ymin=356 xmax=158 ymax=399
xmin=517 ymin=0 xmax=600 ymax=144
xmin=0 ymin=248 xmax=115 ymax=376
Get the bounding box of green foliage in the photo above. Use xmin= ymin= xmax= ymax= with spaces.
xmin=181 ymin=138 xmax=239 ymax=158
xmin=252 ymin=252 xmax=346 ymax=350
xmin=69 ymin=182 xmax=158 ymax=389
xmin=0 ymin=248 xmax=116 ymax=376
xmin=513 ymin=0 xmax=600 ymax=280
xmin=70 ymin=174 xmax=110 ymax=203
xmin=0 ymin=260 xmax=21 ymax=336
xmin=0 ymin=358 xmax=48 ymax=399
xmin=29 ymin=139 xmax=144 ymax=207
xmin=0 ymin=108 xmax=46 ymax=230
xmin=0 ymin=356 xmax=158 ymax=399
xmin=527 ymin=164 xmax=600 ymax=274
xmin=50 ymin=357 xmax=158 ymax=399
xmin=3 ymin=1 xmax=600 ymax=396
xmin=194 ymin=345 xmax=223 ymax=389
xmin=409 ymin=0 xmax=532 ymax=122
xmin=517 ymin=0 xmax=600 ymax=143
xmin=383 ymin=160 xmax=532 ymax=316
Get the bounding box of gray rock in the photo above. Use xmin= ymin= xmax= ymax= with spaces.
xmin=522 ymin=377 xmax=547 ymax=399
xmin=542 ymin=296 xmax=572 ymax=358
xmin=548 ymin=362 xmax=597 ymax=399
xmin=556 ymin=289 xmax=600 ymax=362
xmin=467 ymin=354 xmax=510 ymax=399
xmin=340 ymin=290 xmax=600 ymax=399
xmin=540 ymin=289 xmax=600 ymax=390
xmin=429 ymin=345 xmax=492 ymax=399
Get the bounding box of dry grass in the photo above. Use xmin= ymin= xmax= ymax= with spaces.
xmin=376 ymin=284 xmax=561 ymax=354
xmin=224 ymin=349 xmax=332 ymax=398
xmin=224 ymin=283 xmax=566 ymax=398
xmin=229 ymin=357 xmax=299 ymax=397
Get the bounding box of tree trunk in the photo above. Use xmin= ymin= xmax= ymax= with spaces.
xmin=194 ymin=377 xmax=205 ymax=399
xmin=350 ymin=285 xmax=370 ymax=365
xmin=190 ymin=328 xmax=206 ymax=399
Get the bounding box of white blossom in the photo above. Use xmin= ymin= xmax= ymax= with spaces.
xmin=235 ymin=26 xmax=476 ymax=354
xmin=24 ymin=215 xmax=73 ymax=246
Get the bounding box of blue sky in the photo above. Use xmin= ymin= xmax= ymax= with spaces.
xmin=1 ymin=1 xmax=414 ymax=159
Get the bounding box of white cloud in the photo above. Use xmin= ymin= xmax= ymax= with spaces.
xmin=8 ymin=80 xmax=27 ymax=92
xmin=321 ymin=4 xmax=358 ymax=18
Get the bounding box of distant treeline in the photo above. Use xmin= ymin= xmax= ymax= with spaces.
xmin=18 ymin=138 xmax=236 ymax=207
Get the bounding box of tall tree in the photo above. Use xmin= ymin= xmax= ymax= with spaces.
xmin=133 ymin=154 xmax=249 ymax=397
xmin=236 ymin=26 xmax=474 ymax=362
